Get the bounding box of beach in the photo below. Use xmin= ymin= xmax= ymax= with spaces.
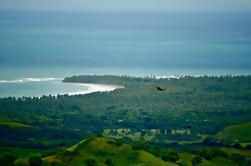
xmin=0 ymin=77 xmax=124 ymax=98
xmin=67 ymin=83 xmax=124 ymax=96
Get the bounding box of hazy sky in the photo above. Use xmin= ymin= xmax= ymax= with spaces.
xmin=0 ymin=0 xmax=251 ymax=12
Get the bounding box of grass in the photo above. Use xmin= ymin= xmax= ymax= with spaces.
xmin=200 ymin=157 xmax=236 ymax=166
xmin=178 ymin=152 xmax=195 ymax=166
xmin=44 ymin=136 xmax=177 ymax=166
xmin=217 ymin=122 xmax=251 ymax=143
xmin=177 ymin=146 xmax=251 ymax=166
xmin=40 ymin=136 xmax=251 ymax=166
xmin=0 ymin=121 xmax=34 ymax=128
xmin=221 ymin=147 xmax=251 ymax=159
xmin=0 ymin=146 xmax=61 ymax=159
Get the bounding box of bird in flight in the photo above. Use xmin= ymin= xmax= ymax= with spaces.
xmin=156 ymin=86 xmax=166 ymax=91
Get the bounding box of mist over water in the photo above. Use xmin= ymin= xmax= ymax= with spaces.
xmin=0 ymin=10 xmax=251 ymax=97
xmin=0 ymin=11 xmax=251 ymax=73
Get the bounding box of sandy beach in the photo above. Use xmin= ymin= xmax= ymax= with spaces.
xmin=67 ymin=83 xmax=124 ymax=96
xmin=0 ymin=77 xmax=124 ymax=98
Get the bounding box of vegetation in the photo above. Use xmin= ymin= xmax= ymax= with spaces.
xmin=192 ymin=156 xmax=202 ymax=166
xmin=0 ymin=153 xmax=17 ymax=166
xmin=161 ymin=152 xmax=180 ymax=162
xmin=216 ymin=122 xmax=251 ymax=145
xmin=28 ymin=154 xmax=43 ymax=166
xmin=44 ymin=136 xmax=175 ymax=166
xmin=0 ymin=75 xmax=251 ymax=165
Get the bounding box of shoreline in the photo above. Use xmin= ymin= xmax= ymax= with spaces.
xmin=67 ymin=83 xmax=124 ymax=96
xmin=0 ymin=78 xmax=124 ymax=98
xmin=1 ymin=74 xmax=251 ymax=98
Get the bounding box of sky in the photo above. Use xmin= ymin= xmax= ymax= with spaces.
xmin=0 ymin=0 xmax=251 ymax=12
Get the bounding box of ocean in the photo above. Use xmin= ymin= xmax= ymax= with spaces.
xmin=0 ymin=10 xmax=251 ymax=97
xmin=0 ymin=78 xmax=89 ymax=98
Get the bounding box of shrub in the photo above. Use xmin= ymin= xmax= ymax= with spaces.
xmin=192 ymin=156 xmax=202 ymax=166
xmin=104 ymin=158 xmax=114 ymax=166
xmin=127 ymin=151 xmax=139 ymax=161
xmin=147 ymin=148 xmax=161 ymax=157
xmin=96 ymin=134 xmax=103 ymax=137
xmin=107 ymin=140 xmax=123 ymax=147
xmin=231 ymin=142 xmax=242 ymax=149
xmin=132 ymin=145 xmax=143 ymax=150
xmin=85 ymin=159 xmax=97 ymax=166
xmin=114 ymin=140 xmax=123 ymax=147
xmin=49 ymin=161 xmax=63 ymax=166
xmin=221 ymin=139 xmax=233 ymax=146
xmin=0 ymin=153 xmax=17 ymax=166
xmin=230 ymin=154 xmax=247 ymax=165
xmin=131 ymin=141 xmax=145 ymax=150
xmin=28 ymin=154 xmax=42 ymax=166
xmin=248 ymin=159 xmax=251 ymax=166
xmin=213 ymin=148 xmax=229 ymax=158
xmin=199 ymin=149 xmax=213 ymax=160
xmin=202 ymin=136 xmax=218 ymax=146
xmin=14 ymin=159 xmax=29 ymax=166
xmin=107 ymin=140 xmax=114 ymax=144
xmin=178 ymin=161 xmax=189 ymax=166
xmin=245 ymin=144 xmax=251 ymax=150
xmin=161 ymin=152 xmax=180 ymax=163
xmin=190 ymin=150 xmax=200 ymax=155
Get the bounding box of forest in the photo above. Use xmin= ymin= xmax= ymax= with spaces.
xmin=0 ymin=75 xmax=251 ymax=165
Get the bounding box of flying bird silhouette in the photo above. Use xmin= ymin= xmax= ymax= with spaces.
xmin=156 ymin=86 xmax=166 ymax=91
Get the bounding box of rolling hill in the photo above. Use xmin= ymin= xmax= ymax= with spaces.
xmin=217 ymin=122 xmax=251 ymax=144
xmin=43 ymin=136 xmax=177 ymax=166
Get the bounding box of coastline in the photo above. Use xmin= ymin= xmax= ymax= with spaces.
xmin=2 ymin=74 xmax=251 ymax=98
xmin=0 ymin=77 xmax=124 ymax=98
xmin=67 ymin=83 xmax=124 ymax=96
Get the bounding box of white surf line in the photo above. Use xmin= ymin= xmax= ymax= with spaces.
xmin=0 ymin=77 xmax=63 ymax=83
xmin=155 ymin=75 xmax=180 ymax=79
xmin=67 ymin=83 xmax=124 ymax=96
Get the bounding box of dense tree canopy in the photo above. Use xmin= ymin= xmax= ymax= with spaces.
xmin=0 ymin=75 xmax=251 ymax=162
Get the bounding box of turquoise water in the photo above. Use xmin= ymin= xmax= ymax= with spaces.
xmin=0 ymin=78 xmax=88 ymax=98
xmin=0 ymin=11 xmax=251 ymax=97
xmin=0 ymin=66 xmax=250 ymax=98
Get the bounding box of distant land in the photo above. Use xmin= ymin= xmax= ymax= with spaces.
xmin=0 ymin=75 xmax=251 ymax=165
xmin=1 ymin=5 xmax=251 ymax=166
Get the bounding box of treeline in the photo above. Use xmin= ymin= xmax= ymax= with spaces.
xmin=0 ymin=75 xmax=251 ymax=159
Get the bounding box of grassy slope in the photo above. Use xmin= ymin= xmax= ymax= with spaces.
xmin=178 ymin=149 xmax=251 ymax=166
xmin=200 ymin=157 xmax=237 ymax=166
xmin=44 ymin=136 xmax=177 ymax=166
xmin=0 ymin=121 xmax=34 ymax=128
xmin=177 ymin=153 xmax=195 ymax=166
xmin=217 ymin=122 xmax=251 ymax=143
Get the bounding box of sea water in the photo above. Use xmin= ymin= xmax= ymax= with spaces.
xmin=0 ymin=77 xmax=89 ymax=98
xmin=0 ymin=11 xmax=251 ymax=97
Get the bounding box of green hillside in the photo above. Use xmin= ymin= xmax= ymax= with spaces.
xmin=44 ymin=136 xmax=176 ymax=166
xmin=0 ymin=121 xmax=34 ymax=128
xmin=43 ymin=136 xmax=251 ymax=166
xmin=1 ymin=75 xmax=251 ymax=165
xmin=217 ymin=122 xmax=251 ymax=144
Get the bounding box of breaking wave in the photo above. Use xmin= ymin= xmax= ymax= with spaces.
xmin=0 ymin=77 xmax=62 ymax=83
